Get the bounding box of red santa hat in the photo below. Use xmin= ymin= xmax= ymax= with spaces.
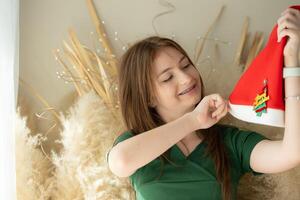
xmin=229 ymin=5 xmax=300 ymax=127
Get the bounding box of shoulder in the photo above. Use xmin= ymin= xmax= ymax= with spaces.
xmin=113 ymin=130 xmax=135 ymax=146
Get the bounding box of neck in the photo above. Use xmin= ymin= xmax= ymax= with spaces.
xmin=180 ymin=130 xmax=203 ymax=144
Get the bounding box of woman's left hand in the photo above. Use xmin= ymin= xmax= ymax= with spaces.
xmin=277 ymin=8 xmax=300 ymax=59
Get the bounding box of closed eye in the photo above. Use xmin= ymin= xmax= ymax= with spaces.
xmin=183 ymin=64 xmax=191 ymax=69
xmin=162 ymin=75 xmax=173 ymax=82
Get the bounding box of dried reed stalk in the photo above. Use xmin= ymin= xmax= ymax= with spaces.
xmin=194 ymin=5 xmax=225 ymax=64
xmin=54 ymin=28 xmax=120 ymax=120
xmin=234 ymin=17 xmax=249 ymax=66
xmin=53 ymin=0 xmax=121 ymax=121
xmin=244 ymin=31 xmax=264 ymax=71
xmin=19 ymin=78 xmax=60 ymax=121
xmin=86 ymin=0 xmax=118 ymax=75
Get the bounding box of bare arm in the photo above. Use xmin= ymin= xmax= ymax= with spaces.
xmin=108 ymin=113 xmax=195 ymax=177
xmin=249 ymin=58 xmax=300 ymax=174
xmin=108 ymin=94 xmax=228 ymax=177
xmin=250 ymin=8 xmax=300 ymax=173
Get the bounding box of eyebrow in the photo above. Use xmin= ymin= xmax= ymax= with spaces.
xmin=156 ymin=55 xmax=187 ymax=78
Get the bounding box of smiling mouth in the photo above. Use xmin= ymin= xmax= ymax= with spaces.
xmin=179 ymin=84 xmax=196 ymax=95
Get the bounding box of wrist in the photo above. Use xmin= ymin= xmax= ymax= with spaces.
xmin=284 ymin=56 xmax=299 ymax=67
xmin=184 ymin=112 xmax=199 ymax=131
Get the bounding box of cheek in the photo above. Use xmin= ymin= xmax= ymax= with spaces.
xmin=156 ymin=84 xmax=178 ymax=102
xmin=190 ymin=67 xmax=200 ymax=78
xmin=190 ymin=68 xmax=202 ymax=86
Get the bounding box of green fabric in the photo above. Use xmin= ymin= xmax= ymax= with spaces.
xmin=110 ymin=124 xmax=269 ymax=200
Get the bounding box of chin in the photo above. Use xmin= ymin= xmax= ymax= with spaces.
xmin=192 ymin=92 xmax=202 ymax=104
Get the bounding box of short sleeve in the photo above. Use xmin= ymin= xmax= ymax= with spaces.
xmin=222 ymin=125 xmax=270 ymax=176
xmin=106 ymin=131 xmax=134 ymax=164
xmin=112 ymin=131 xmax=134 ymax=147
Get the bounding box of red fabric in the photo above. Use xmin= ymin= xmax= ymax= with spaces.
xmin=229 ymin=5 xmax=300 ymax=111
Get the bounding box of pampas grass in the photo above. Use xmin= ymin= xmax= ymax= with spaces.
xmin=15 ymin=108 xmax=55 ymax=200
xmin=50 ymin=91 xmax=134 ymax=200
xmin=271 ymin=166 xmax=300 ymax=200
xmin=237 ymin=167 xmax=300 ymax=200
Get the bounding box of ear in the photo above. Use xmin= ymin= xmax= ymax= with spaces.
xmin=149 ymin=97 xmax=157 ymax=108
xmin=149 ymin=102 xmax=156 ymax=108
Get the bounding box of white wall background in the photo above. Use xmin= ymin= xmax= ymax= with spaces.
xmin=1 ymin=0 xmax=18 ymax=198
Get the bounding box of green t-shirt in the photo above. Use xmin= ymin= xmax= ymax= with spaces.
xmin=109 ymin=125 xmax=269 ymax=200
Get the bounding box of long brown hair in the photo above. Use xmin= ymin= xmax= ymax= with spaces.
xmin=118 ymin=36 xmax=232 ymax=200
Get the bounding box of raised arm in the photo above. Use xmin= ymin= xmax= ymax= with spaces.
xmin=250 ymin=8 xmax=300 ymax=173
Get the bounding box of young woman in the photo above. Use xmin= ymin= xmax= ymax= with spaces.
xmin=108 ymin=8 xmax=300 ymax=200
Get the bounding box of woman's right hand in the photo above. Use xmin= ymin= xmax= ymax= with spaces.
xmin=190 ymin=94 xmax=229 ymax=129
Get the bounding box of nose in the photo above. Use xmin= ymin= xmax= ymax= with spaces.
xmin=177 ymin=70 xmax=193 ymax=85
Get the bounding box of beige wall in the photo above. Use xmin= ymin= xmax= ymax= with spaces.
xmin=19 ymin=0 xmax=299 ymax=138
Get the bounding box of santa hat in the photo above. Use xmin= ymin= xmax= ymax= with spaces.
xmin=229 ymin=5 xmax=300 ymax=127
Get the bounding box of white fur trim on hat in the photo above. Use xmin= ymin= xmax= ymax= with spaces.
xmin=228 ymin=102 xmax=285 ymax=127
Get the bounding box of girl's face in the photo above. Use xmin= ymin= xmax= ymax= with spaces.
xmin=152 ymin=47 xmax=202 ymax=122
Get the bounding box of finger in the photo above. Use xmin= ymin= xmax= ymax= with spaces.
xmin=278 ymin=11 xmax=299 ymax=24
xmin=280 ymin=20 xmax=298 ymax=30
xmin=217 ymin=101 xmax=229 ymax=119
xmin=208 ymin=94 xmax=222 ymax=108
xmin=215 ymin=99 xmax=225 ymax=108
xmin=209 ymin=93 xmax=222 ymax=103
xmin=278 ymin=14 xmax=295 ymax=27
xmin=223 ymin=100 xmax=229 ymax=112
xmin=211 ymin=101 xmax=226 ymax=118
xmin=278 ymin=28 xmax=299 ymax=42
xmin=281 ymin=8 xmax=300 ymax=17
xmin=212 ymin=94 xmax=225 ymax=108
xmin=278 ymin=18 xmax=299 ymax=31
xmin=208 ymin=97 xmax=216 ymax=108
xmin=212 ymin=99 xmax=226 ymax=117
xmin=216 ymin=108 xmax=227 ymax=121
xmin=217 ymin=99 xmax=229 ymax=112
xmin=277 ymin=15 xmax=298 ymax=40
xmin=277 ymin=20 xmax=298 ymax=42
xmin=214 ymin=109 xmax=227 ymax=122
